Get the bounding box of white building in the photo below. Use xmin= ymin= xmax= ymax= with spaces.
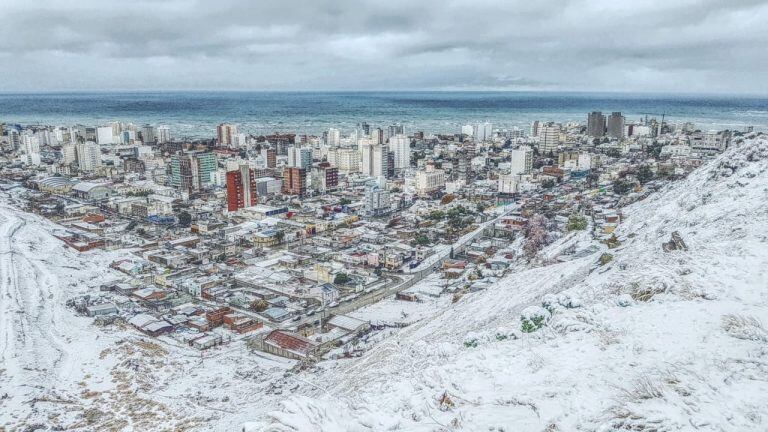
xmin=498 ymin=174 xmax=518 ymax=194
xmin=539 ymin=122 xmax=561 ymax=154
xmin=329 ymin=147 xmax=361 ymax=174
xmin=474 ymin=122 xmax=493 ymax=142
xmin=415 ymin=165 xmax=445 ymax=196
xmin=389 ymin=134 xmax=410 ymax=171
xmin=62 ymin=143 xmax=78 ymax=165
xmin=97 ymin=126 xmax=115 ymax=145
xmin=327 ymin=128 xmax=340 ymax=147
xmin=22 ymin=134 xmax=41 ymax=166
xmin=364 ymin=184 xmax=390 ymax=217
xmin=76 ymin=141 xmax=102 ymax=172
xmin=287 ymin=146 xmax=313 ymax=169
xmin=510 ymin=147 xmax=533 ymax=175
xmin=156 ymin=125 xmax=171 ymax=144
xmin=361 ymin=141 xmax=388 ymax=178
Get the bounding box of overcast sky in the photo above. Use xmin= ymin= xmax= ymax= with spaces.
xmin=1 ymin=0 xmax=766 ymax=93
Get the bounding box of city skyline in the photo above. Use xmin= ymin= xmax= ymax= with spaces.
xmin=2 ymin=0 xmax=767 ymax=93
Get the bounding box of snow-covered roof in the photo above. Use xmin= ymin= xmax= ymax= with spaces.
xmin=327 ymin=315 xmax=368 ymax=332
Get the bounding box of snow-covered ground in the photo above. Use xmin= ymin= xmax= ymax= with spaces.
xmin=0 ymin=193 xmax=295 ymax=431
xmin=245 ymin=136 xmax=768 ymax=431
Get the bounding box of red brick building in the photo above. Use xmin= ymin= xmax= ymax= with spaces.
xmin=282 ymin=167 xmax=307 ymax=196
xmin=226 ymin=165 xmax=257 ymax=211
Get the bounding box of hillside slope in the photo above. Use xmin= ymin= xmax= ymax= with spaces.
xmin=247 ymin=135 xmax=768 ymax=431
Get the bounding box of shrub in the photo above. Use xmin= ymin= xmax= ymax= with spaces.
xmin=599 ymin=253 xmax=614 ymax=266
xmin=566 ymin=214 xmax=588 ymax=231
xmin=521 ymin=306 xmax=550 ymax=333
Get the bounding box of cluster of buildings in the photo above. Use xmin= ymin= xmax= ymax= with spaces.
xmin=0 ymin=113 xmax=748 ymax=360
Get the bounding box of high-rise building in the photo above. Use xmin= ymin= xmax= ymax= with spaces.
xmin=461 ymin=124 xmax=474 ymax=137
xmin=62 ymin=143 xmax=78 ymax=165
xmin=587 ymin=111 xmax=606 ymax=137
xmin=606 ymin=112 xmax=625 ymax=138
xmin=282 ymin=167 xmax=307 ymax=196
xmin=196 ymin=153 xmax=217 ymax=187
xmin=389 ymin=134 xmax=410 ymax=171
xmin=76 ymin=141 xmax=101 ymax=172
xmin=327 ymin=128 xmax=341 ymax=147
xmin=530 ymin=120 xmax=540 ymax=137
xmin=510 ymin=146 xmax=533 ymax=175
xmin=415 ymin=164 xmax=446 ymax=196
xmin=261 ymin=148 xmax=277 ymax=168
xmin=474 ymin=122 xmax=493 ymax=142
xmin=7 ymin=129 xmax=21 ymax=151
xmin=329 ymin=147 xmax=361 ymax=174
xmin=22 ymin=134 xmax=41 ymax=166
xmin=170 ymin=152 xmax=217 ymax=192
xmin=364 ymin=183 xmax=390 ymax=216
xmin=287 ymin=146 xmax=313 ymax=169
xmin=387 ymin=124 xmax=404 ymax=141
xmin=313 ymin=165 xmax=339 ymax=193
xmin=141 ymin=125 xmax=156 ymax=144
xmin=217 ymin=123 xmax=238 ymax=147
xmin=539 ymin=122 xmax=561 ymax=154
xmin=359 ymin=122 xmax=371 ymax=136
xmin=226 ymin=164 xmax=258 ymax=211
xmin=170 ymin=154 xmax=199 ymax=192
xmin=157 ymin=125 xmax=171 ymax=144
xmin=97 ymin=126 xmax=114 ymax=145
xmin=361 ymin=141 xmax=388 ymax=178
xmin=372 ymin=128 xmax=384 ymax=145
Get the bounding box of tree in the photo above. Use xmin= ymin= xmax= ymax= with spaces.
xmin=177 ymin=211 xmax=192 ymax=227
xmin=334 ymin=273 xmax=350 ymax=285
xmin=427 ymin=210 xmax=445 ymax=220
xmin=339 ymin=198 xmax=351 ymax=206
xmin=523 ymin=214 xmax=550 ymax=258
xmin=636 ymin=165 xmax=654 ymax=185
xmin=586 ymin=172 xmax=600 ymax=187
xmin=249 ymin=299 xmax=269 ymax=312
xmin=274 ymin=230 xmax=285 ymax=244
xmin=566 ymin=214 xmax=588 ymax=231
xmin=541 ymin=179 xmax=555 ymax=189
xmin=613 ymin=179 xmax=634 ymax=195
xmin=476 ymin=202 xmax=488 ymax=213
xmin=413 ymin=234 xmax=431 ymax=246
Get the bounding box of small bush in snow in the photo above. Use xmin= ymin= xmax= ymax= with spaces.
xmin=566 ymin=214 xmax=588 ymax=231
xmin=558 ymin=293 xmax=582 ymax=308
xmin=521 ymin=306 xmax=550 ymax=333
xmin=616 ymin=294 xmax=634 ymax=307
xmin=623 ymin=375 xmax=664 ymax=401
xmin=541 ymin=294 xmax=559 ymax=313
xmin=463 ymin=332 xmax=480 ymax=348
xmin=722 ymin=314 xmax=768 ymax=342
xmin=599 ymin=253 xmax=614 ymax=266
xmin=494 ymin=327 xmax=520 ymax=341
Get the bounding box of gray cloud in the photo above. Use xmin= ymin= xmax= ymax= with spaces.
xmin=0 ymin=0 xmax=766 ymax=92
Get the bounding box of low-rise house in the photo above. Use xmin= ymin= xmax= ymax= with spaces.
xmin=326 ymin=315 xmax=370 ymax=335
xmin=86 ymin=303 xmax=118 ymax=317
xmin=128 ymin=313 xmax=173 ymax=336
xmin=256 ymin=330 xmax=318 ymax=360
xmin=132 ymin=286 xmax=167 ymax=301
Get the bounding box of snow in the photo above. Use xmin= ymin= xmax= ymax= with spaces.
xmin=244 ymin=135 xmax=768 ymax=431
xmin=0 ymin=190 xmax=295 ymax=430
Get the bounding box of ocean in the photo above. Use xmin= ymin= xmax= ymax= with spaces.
xmin=0 ymin=91 xmax=766 ymax=138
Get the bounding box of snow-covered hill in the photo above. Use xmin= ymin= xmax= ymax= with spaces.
xmin=246 ymin=135 xmax=768 ymax=431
